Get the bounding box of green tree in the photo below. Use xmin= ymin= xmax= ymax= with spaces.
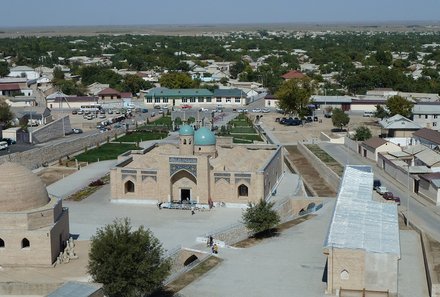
xmin=374 ymin=105 xmax=389 ymax=119
xmin=331 ymin=108 xmax=350 ymax=131
xmin=375 ymin=50 xmax=393 ymax=66
xmin=53 ymin=66 xmax=65 ymax=81
xmin=275 ymin=77 xmax=314 ymax=116
xmin=353 ymin=126 xmax=372 ymax=141
xmin=88 ymin=218 xmax=170 ymax=297
xmin=0 ymin=61 xmax=9 ymax=77
xmin=386 ymin=95 xmax=413 ymax=117
xmin=0 ymin=99 xmax=14 ymax=127
xmin=122 ymin=74 xmax=153 ymax=94
xmin=159 ymin=72 xmax=194 ymax=89
xmin=230 ymin=61 xmax=246 ymax=79
xmin=242 ymin=199 xmax=280 ymax=235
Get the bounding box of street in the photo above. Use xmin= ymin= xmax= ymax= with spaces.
xmin=319 ymin=142 xmax=440 ymax=242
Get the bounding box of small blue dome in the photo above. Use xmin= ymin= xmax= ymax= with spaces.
xmin=179 ymin=124 xmax=194 ymax=136
xmin=194 ymin=127 xmax=216 ymax=146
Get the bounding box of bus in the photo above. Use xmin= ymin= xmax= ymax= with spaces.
xmin=80 ymin=104 xmax=102 ymax=113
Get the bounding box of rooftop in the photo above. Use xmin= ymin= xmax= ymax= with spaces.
xmin=379 ymin=114 xmax=421 ymax=130
xmin=324 ymin=165 xmax=400 ymax=256
xmin=146 ymin=88 xmax=213 ymax=98
xmin=281 ymin=70 xmax=305 ymax=79
xmin=213 ymin=88 xmax=246 ymax=97
xmin=362 ymin=137 xmax=388 ymax=149
xmin=413 ymin=128 xmax=440 ymax=145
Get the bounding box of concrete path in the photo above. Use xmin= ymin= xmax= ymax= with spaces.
xmin=46 ymin=160 xmax=117 ymax=199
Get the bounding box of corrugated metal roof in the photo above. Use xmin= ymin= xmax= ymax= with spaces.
xmin=324 ymin=165 xmax=400 ymax=257
xmin=379 ymin=114 xmax=421 ymax=130
xmin=403 ymin=144 xmax=427 ymax=155
xmin=388 ymin=151 xmax=410 ymax=158
xmin=147 ymin=88 xmax=213 ymax=98
xmin=311 ymin=95 xmax=352 ymax=103
xmin=413 ymin=128 xmax=440 ymax=145
xmin=213 ymin=88 xmax=246 ymax=97
xmin=415 ymin=149 xmax=440 ymax=167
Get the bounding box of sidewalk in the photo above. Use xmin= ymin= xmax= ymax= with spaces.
xmin=47 ymin=160 xmax=117 ymax=199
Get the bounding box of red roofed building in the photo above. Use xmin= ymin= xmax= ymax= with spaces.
xmin=281 ymin=70 xmax=305 ymax=80
xmin=0 ymin=83 xmax=21 ymax=96
xmin=97 ymin=88 xmax=121 ymax=100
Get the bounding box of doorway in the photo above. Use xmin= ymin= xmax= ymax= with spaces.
xmin=181 ymin=189 xmax=191 ymax=202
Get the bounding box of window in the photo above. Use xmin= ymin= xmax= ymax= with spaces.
xmin=190 ymin=98 xmax=196 ymax=103
xmin=435 ymin=115 xmax=438 ymax=119
xmin=182 ymin=98 xmax=188 ymax=103
xmin=21 ymin=238 xmax=30 ymax=249
xmin=216 ymin=97 xmax=222 ymax=103
xmin=125 ymin=181 xmax=135 ymax=193
xmin=0 ymin=238 xmax=4 ymax=248
xmin=340 ymin=270 xmax=349 ymax=280
xmin=226 ymin=97 xmax=231 ymax=103
xmin=146 ymin=98 xmax=153 ymax=103
xmin=238 ymin=184 xmax=248 ymax=197
xmin=433 ymin=122 xmax=437 ymax=127
xmin=425 ymin=115 xmax=428 ymax=119
xmin=235 ymin=98 xmax=241 ymax=103
xmin=206 ymin=97 xmax=212 ymax=103
xmin=198 ymin=98 xmax=204 ymax=103
xmin=154 ymin=98 xmax=160 ymax=103
xmin=163 ymin=98 xmax=168 ymax=103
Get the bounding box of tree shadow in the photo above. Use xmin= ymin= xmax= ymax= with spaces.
xmin=253 ymin=228 xmax=280 ymax=239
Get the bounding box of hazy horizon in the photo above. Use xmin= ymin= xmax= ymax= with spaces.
xmin=1 ymin=0 xmax=440 ymax=28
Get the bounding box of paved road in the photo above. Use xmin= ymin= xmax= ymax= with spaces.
xmin=319 ymin=142 xmax=440 ymax=242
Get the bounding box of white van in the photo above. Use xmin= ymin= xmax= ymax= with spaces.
xmin=0 ymin=141 xmax=8 ymax=150
xmin=363 ymin=111 xmax=374 ymax=117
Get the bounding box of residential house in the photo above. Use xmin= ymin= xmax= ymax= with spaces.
xmin=0 ymin=84 xmax=21 ymax=96
xmin=6 ymin=96 xmax=36 ymax=107
xmin=412 ymin=102 xmax=440 ymax=130
xmin=359 ymin=137 xmax=401 ymax=161
xmin=264 ymin=94 xmax=278 ymax=108
xmin=7 ymin=66 xmax=39 ymax=80
xmin=350 ymin=98 xmax=387 ymax=112
xmin=87 ymin=83 xmax=110 ymax=96
xmin=414 ymin=149 xmax=440 ymax=168
xmin=97 ymin=88 xmax=121 ymax=100
xmin=418 ymin=172 xmax=440 ymax=206
xmin=281 ymin=70 xmax=305 ymax=80
xmin=379 ymin=114 xmax=421 ymax=138
xmin=311 ymin=96 xmax=352 ymax=112
xmin=413 ymin=128 xmax=440 ymax=150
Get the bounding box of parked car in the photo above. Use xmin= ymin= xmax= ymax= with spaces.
xmin=107 ymin=109 xmax=114 ymax=114
xmin=158 ymin=109 xmax=164 ymax=114
xmin=71 ymin=110 xmax=78 ymax=115
xmin=199 ymin=108 xmax=209 ymax=112
xmin=373 ymin=179 xmax=381 ymax=190
xmin=375 ymin=186 xmax=388 ymax=195
xmin=150 ymin=112 xmax=156 ymax=117
xmin=324 ymin=112 xmax=332 ymax=118
xmin=383 ymin=192 xmax=394 ymax=200
xmin=305 ymin=116 xmax=313 ymax=123
xmin=252 ymin=108 xmax=262 ymax=113
xmin=141 ymin=108 xmax=148 ymax=113
xmin=363 ymin=111 xmax=374 ymax=117
xmin=72 ymin=128 xmax=83 ymax=134
xmin=0 ymin=141 xmax=8 ymax=150
xmin=1 ymin=138 xmax=16 ymax=145
xmin=262 ymin=108 xmax=270 ymax=113
xmin=181 ymin=104 xmax=192 ymax=109
xmin=393 ymin=197 xmax=401 ymax=205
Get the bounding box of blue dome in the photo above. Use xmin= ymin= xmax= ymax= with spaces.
xmin=194 ymin=127 xmax=216 ymax=146
xmin=179 ymin=124 xmax=194 ymax=136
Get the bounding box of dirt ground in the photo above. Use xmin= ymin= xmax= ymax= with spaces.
xmin=37 ymin=167 xmax=77 ymax=186
xmin=257 ymin=112 xmax=380 ymax=143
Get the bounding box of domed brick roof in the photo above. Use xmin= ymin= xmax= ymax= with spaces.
xmin=194 ymin=127 xmax=216 ymax=146
xmin=179 ymin=124 xmax=194 ymax=136
xmin=0 ymin=162 xmax=50 ymax=212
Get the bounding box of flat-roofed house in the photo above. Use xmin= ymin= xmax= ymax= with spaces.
xmin=323 ymin=165 xmax=400 ymax=297
xmin=414 ymin=149 xmax=440 ymax=168
xmin=359 ymin=137 xmax=401 ymax=161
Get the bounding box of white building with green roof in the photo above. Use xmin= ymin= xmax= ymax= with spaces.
xmin=144 ymin=88 xmax=248 ymax=107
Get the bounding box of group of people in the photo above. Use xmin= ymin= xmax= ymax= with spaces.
xmin=207 ymin=236 xmax=218 ymax=254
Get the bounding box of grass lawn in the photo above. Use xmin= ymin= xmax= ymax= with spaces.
xmin=232 ymin=134 xmax=263 ymax=143
xmin=117 ymin=131 xmax=168 ymax=142
xmin=151 ymin=116 xmax=172 ymax=125
xmin=75 ymin=143 xmax=139 ymax=163
xmin=230 ymin=127 xmax=256 ymax=134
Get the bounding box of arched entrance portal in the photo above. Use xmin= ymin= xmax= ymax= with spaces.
xmin=170 ymin=170 xmax=197 ymax=202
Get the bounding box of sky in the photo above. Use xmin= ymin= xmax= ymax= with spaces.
xmin=1 ymin=0 xmax=440 ymax=28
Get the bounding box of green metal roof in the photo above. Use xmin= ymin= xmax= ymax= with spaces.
xmin=146 ymin=88 xmax=213 ymax=98
xmin=213 ymin=88 xmax=246 ymax=97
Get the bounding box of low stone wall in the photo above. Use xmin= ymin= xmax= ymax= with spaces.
xmin=0 ymin=282 xmax=62 ymax=296
xmin=0 ymin=128 xmax=125 ymax=169
xmin=297 ymin=142 xmax=341 ymax=192
xmin=31 ymin=115 xmax=72 ymax=144
xmin=345 ymin=136 xmax=359 ymax=153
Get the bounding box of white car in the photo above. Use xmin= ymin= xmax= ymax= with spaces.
xmin=199 ymin=108 xmax=209 ymax=112
xmin=262 ymin=108 xmax=270 ymax=113
xmin=252 ymin=108 xmax=262 ymax=113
